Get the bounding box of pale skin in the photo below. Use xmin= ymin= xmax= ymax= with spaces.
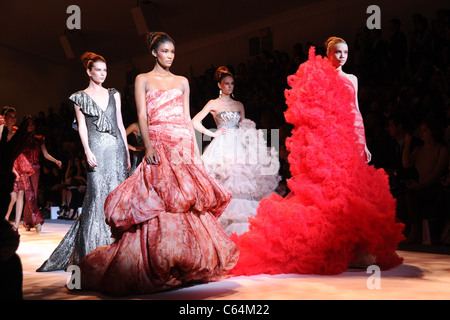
xmin=73 ymin=61 xmax=131 ymax=171
xmin=327 ymin=42 xmax=372 ymax=163
xmin=191 ymin=75 xmax=245 ymax=138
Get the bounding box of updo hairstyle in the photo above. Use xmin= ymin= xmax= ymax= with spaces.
xmin=146 ymin=32 xmax=175 ymax=54
xmin=81 ymin=52 xmax=106 ymax=70
xmin=215 ymin=66 xmax=234 ymax=84
xmin=325 ymin=36 xmax=347 ymax=55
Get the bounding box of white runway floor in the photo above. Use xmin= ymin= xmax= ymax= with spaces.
xmin=16 ymin=220 xmax=450 ymax=300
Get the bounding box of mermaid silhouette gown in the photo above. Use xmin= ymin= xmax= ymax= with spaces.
xmin=37 ymin=88 xmax=128 ymax=271
xmin=76 ymin=89 xmax=239 ymax=296
xmin=230 ymin=49 xmax=404 ymax=276
xmin=201 ymin=111 xmax=280 ymax=235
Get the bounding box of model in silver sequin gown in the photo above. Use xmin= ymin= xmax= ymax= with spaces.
xmin=37 ymin=88 xmax=128 ymax=271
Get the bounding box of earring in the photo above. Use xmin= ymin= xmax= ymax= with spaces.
xmin=219 ymin=90 xmax=222 ymax=99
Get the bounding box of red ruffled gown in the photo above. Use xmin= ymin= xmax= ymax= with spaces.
xmin=22 ymin=135 xmax=46 ymax=229
xmin=230 ymin=49 xmax=404 ymax=276
xmin=12 ymin=154 xmax=34 ymax=193
xmin=77 ymin=89 xmax=239 ymax=296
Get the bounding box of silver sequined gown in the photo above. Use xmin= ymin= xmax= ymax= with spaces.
xmin=37 ymin=88 xmax=127 ymax=271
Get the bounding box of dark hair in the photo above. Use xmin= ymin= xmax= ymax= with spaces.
xmin=420 ymin=117 xmax=445 ymax=143
xmin=146 ymin=32 xmax=175 ymax=53
xmin=1 ymin=106 xmax=16 ymax=116
xmin=215 ymin=66 xmax=233 ymax=83
xmin=7 ymin=115 xmax=34 ymax=158
xmin=388 ymin=113 xmax=410 ymax=130
xmin=81 ymin=52 xmax=106 ymax=70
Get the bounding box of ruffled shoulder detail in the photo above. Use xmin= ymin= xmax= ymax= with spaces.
xmin=69 ymin=88 xmax=117 ymax=135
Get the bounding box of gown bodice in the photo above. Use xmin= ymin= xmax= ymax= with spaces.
xmin=146 ymin=89 xmax=187 ymax=127
xmin=215 ymin=111 xmax=241 ymax=129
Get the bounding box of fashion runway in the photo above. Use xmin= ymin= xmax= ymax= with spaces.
xmin=16 ymin=220 xmax=450 ymax=300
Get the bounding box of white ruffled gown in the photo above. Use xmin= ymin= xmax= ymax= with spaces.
xmin=201 ymin=111 xmax=280 ymax=235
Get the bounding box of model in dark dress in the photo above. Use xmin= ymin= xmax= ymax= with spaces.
xmin=37 ymin=88 xmax=128 ymax=271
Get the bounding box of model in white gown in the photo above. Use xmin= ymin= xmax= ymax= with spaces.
xmin=192 ymin=66 xmax=280 ymax=235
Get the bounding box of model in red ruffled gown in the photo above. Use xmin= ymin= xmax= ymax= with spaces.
xmin=230 ymin=39 xmax=404 ymax=276
xmin=76 ymin=32 xmax=239 ymax=296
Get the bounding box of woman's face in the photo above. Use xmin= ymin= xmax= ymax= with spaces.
xmin=87 ymin=61 xmax=107 ymax=84
xmin=419 ymin=124 xmax=432 ymax=141
xmin=328 ymin=42 xmax=348 ymax=68
xmin=4 ymin=111 xmax=17 ymax=127
xmin=153 ymin=41 xmax=175 ymax=69
xmin=218 ymin=76 xmax=234 ymax=96
xmin=27 ymin=120 xmax=35 ymax=133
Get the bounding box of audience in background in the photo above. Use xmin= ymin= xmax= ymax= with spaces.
xmin=4 ymin=9 xmax=450 ymax=244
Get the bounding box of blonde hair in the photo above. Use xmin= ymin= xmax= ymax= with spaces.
xmin=325 ymin=37 xmax=347 ymax=54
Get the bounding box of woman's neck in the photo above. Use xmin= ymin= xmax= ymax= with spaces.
xmin=86 ymin=80 xmax=105 ymax=92
xmin=220 ymin=94 xmax=233 ymax=101
xmin=152 ymin=63 xmax=171 ymax=76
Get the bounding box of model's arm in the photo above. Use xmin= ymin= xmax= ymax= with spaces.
xmin=135 ymin=74 xmax=158 ymax=165
xmin=192 ymin=101 xmax=226 ymax=138
xmin=75 ymin=104 xmax=97 ymax=167
xmin=41 ymin=143 xmax=62 ymax=168
xmin=352 ymin=75 xmax=372 ymax=163
xmin=238 ymin=102 xmax=245 ymax=120
xmin=114 ymin=92 xmax=131 ymax=171
xmin=126 ymin=123 xmax=141 ymax=152
xmin=180 ymin=76 xmax=202 ymax=158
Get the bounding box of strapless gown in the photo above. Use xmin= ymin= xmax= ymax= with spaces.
xmin=230 ymin=48 xmax=404 ymax=276
xmin=201 ymin=112 xmax=280 ymax=235
xmin=76 ymin=89 xmax=239 ymax=296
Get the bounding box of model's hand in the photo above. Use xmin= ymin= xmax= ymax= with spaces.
xmin=365 ymin=145 xmax=372 ymax=164
xmin=213 ymin=126 xmax=227 ymax=137
xmin=144 ymin=146 xmax=158 ymax=165
xmin=85 ymin=150 xmax=98 ymax=167
xmin=54 ymin=159 xmax=62 ymax=169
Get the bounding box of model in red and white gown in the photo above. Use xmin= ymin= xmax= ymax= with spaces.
xmin=230 ymin=48 xmax=404 ymax=276
xmin=76 ymin=89 xmax=239 ymax=296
